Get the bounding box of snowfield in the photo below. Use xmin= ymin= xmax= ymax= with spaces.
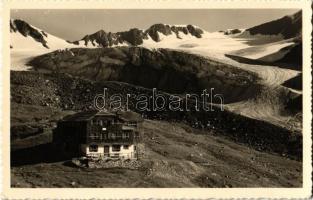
xmin=141 ymin=31 xmax=299 ymax=86
xmin=142 ymin=31 xmax=250 ymax=56
xmin=141 ymin=31 xmax=301 ymax=130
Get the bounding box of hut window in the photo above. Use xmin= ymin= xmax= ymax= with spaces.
xmin=128 ymin=122 xmax=137 ymax=127
xmin=123 ymin=145 xmax=129 ymax=149
xmin=104 ymin=120 xmax=111 ymax=126
xmin=98 ymin=120 xmax=103 ymax=126
xmin=89 ymin=144 xmax=98 ymax=152
xmin=112 ymin=145 xmax=121 ymax=152
xmin=122 ymin=132 xmax=130 ymax=139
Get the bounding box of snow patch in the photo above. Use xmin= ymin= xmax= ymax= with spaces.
xmin=112 ymin=41 xmax=129 ymax=47
xmin=243 ymin=42 xmax=295 ymax=59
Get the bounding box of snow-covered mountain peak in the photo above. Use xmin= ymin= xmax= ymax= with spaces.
xmin=71 ymin=23 xmax=206 ymax=48
xmin=10 ymin=19 xmax=82 ymax=70
xmin=10 ymin=19 xmax=80 ymax=51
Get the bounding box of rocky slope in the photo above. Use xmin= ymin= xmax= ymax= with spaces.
xmin=11 ymin=71 xmax=302 ymax=159
xmin=28 ymin=47 xmax=260 ymax=103
xmin=242 ymin=11 xmax=302 ymax=39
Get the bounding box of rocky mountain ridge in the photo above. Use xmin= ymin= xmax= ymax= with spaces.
xmin=244 ymin=10 xmax=302 ymax=39
xmin=28 ymin=47 xmax=260 ymax=103
xmin=72 ymin=24 xmax=204 ymax=47
xmin=10 ymin=19 xmax=205 ymax=49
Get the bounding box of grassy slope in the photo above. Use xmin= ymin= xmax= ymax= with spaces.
xmin=11 ymin=103 xmax=75 ymax=150
xmin=11 ymin=119 xmax=301 ymax=188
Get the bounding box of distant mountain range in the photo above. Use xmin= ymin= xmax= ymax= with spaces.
xmin=10 ymin=19 xmax=204 ymax=49
xmin=10 ymin=10 xmax=302 ymax=73
xmin=71 ymin=24 xmax=204 ymax=48
xmin=10 ymin=11 xmax=301 ymax=50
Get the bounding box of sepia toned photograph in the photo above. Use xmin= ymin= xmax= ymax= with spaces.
xmin=8 ymin=7 xmax=305 ymax=190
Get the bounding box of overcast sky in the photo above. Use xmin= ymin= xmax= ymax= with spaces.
xmin=11 ymin=9 xmax=300 ymax=41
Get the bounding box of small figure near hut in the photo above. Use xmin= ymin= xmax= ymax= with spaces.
xmin=54 ymin=110 xmax=143 ymax=160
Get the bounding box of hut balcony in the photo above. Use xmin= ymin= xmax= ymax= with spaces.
xmin=86 ymin=132 xmax=140 ymax=144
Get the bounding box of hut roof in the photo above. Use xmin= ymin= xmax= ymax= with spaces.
xmin=61 ymin=110 xmax=143 ymax=122
xmin=62 ymin=110 xmax=98 ymax=121
xmin=116 ymin=110 xmax=144 ymax=122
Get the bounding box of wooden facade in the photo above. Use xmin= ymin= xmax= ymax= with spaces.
xmin=55 ymin=110 xmax=143 ymax=159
